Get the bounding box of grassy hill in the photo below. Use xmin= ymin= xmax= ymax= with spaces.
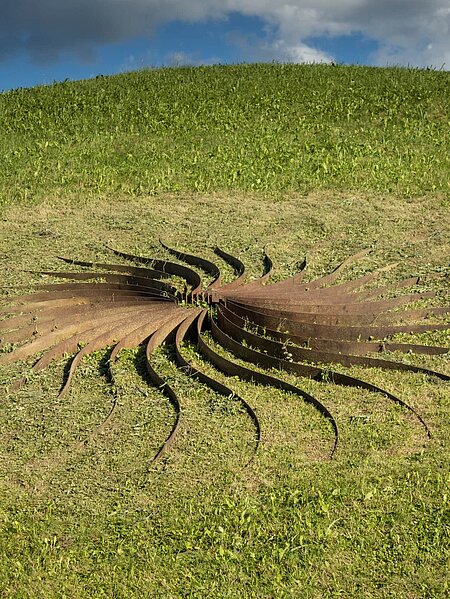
xmin=0 ymin=64 xmax=449 ymax=597
xmin=0 ymin=63 xmax=449 ymax=206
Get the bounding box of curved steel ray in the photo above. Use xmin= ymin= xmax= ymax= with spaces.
xmin=159 ymin=240 xmax=221 ymax=291
xmin=144 ymin=312 xmax=195 ymax=461
xmin=195 ymin=310 xmax=339 ymax=458
xmin=218 ymin=302 xmax=449 ymax=357
xmin=174 ymin=309 xmax=261 ymax=465
xmin=216 ymin=305 xmax=449 ymax=381
xmin=106 ymin=246 xmax=203 ymax=296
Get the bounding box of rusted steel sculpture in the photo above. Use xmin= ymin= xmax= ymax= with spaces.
xmin=1 ymin=242 xmax=448 ymax=461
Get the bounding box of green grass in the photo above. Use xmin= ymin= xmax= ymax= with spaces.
xmin=0 ymin=63 xmax=449 ymax=597
xmin=0 ymin=63 xmax=449 ymax=206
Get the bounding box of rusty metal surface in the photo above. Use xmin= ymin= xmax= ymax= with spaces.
xmin=1 ymin=240 xmax=448 ymax=463
xmin=194 ymin=309 xmax=339 ymax=458
xmin=174 ymin=309 xmax=261 ymax=464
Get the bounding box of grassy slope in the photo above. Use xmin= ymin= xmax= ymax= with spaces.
xmin=0 ymin=63 xmax=449 ymax=205
xmin=0 ymin=64 xmax=449 ymax=598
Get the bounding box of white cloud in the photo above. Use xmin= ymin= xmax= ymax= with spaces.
xmin=372 ymin=42 xmax=450 ymax=70
xmin=284 ymin=43 xmax=334 ymax=64
xmin=165 ymin=51 xmax=221 ymax=66
xmin=1 ymin=1 xmax=449 ymax=68
xmin=258 ymin=40 xmax=335 ymax=64
xmin=226 ymin=0 xmax=450 ymax=67
xmin=166 ymin=51 xmax=196 ymax=66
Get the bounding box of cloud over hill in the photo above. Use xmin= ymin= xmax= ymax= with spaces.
xmin=1 ymin=0 xmax=449 ymax=67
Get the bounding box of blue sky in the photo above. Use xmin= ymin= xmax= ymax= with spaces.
xmin=1 ymin=1 xmax=448 ymax=92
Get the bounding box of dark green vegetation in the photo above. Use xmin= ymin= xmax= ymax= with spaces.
xmin=0 ymin=63 xmax=449 ymax=206
xmin=0 ymin=64 xmax=449 ymax=597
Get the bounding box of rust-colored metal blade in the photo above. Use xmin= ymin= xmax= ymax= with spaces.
xmin=0 ymin=295 xmax=159 ymax=322
xmin=145 ymin=312 xmax=196 ymax=462
xmin=233 ymin=247 xmax=273 ymax=290
xmin=212 ymin=246 xmax=247 ymax=290
xmin=232 ymin=290 xmax=437 ymax=312
xmin=8 ymin=281 xmax=174 ymax=298
xmin=107 ymin=246 xmax=202 ymax=294
xmin=217 ymin=305 xmax=449 ymax=381
xmin=219 ymin=302 xmax=449 ymax=357
xmin=160 ymin=240 xmax=221 ymax=291
xmin=222 ymin=293 xmax=441 ymax=323
xmin=174 ymin=309 xmax=260 ymax=465
xmin=224 ymin=300 xmax=449 ymax=341
xmin=57 ymin=257 xmax=174 ymax=280
xmin=36 ymin=271 xmax=178 ymax=297
xmin=224 ymin=260 xmax=398 ymax=300
xmin=269 ymin=248 xmax=371 ymax=293
xmin=0 ymin=305 xmax=160 ymax=366
xmin=194 ymin=310 xmax=339 ymax=458
xmin=108 ymin=307 xmax=189 ymax=381
xmin=1 ymin=303 xmax=166 ymax=347
xmin=72 ymin=309 xmax=189 ymax=447
xmin=1 ymin=286 xmax=173 ymax=316
xmin=59 ymin=308 xmax=183 ymax=398
xmin=211 ymin=313 xmax=431 ymax=438
xmin=0 ymin=300 xmax=153 ymax=342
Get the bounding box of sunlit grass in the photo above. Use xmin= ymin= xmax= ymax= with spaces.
xmin=0 ymin=63 xmax=449 ymax=597
xmin=0 ymin=63 xmax=449 ymax=207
